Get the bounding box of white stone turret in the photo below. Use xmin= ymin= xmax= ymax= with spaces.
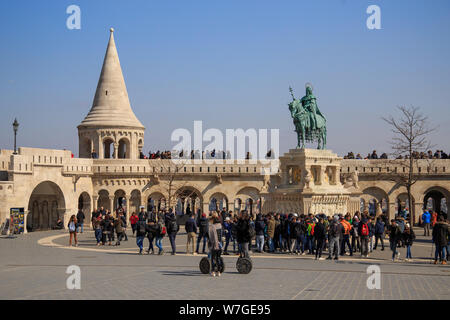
xmin=78 ymin=28 xmax=145 ymax=159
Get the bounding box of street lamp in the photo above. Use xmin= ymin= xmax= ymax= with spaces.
xmin=12 ymin=118 xmax=19 ymax=155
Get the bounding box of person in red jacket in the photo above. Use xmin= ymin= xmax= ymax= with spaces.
xmin=129 ymin=212 xmax=138 ymax=236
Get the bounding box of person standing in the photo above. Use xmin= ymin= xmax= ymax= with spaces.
xmin=129 ymin=212 xmax=138 ymax=236
xmin=314 ymin=218 xmax=326 ymax=260
xmin=306 ymin=218 xmax=316 ymax=255
xmin=196 ymin=213 xmax=209 ymax=254
xmin=185 ymin=213 xmax=198 ymax=255
xmin=358 ymin=217 xmax=370 ymax=258
xmin=422 ymin=209 xmax=431 ymax=236
xmin=114 ymin=213 xmax=124 ymax=246
xmin=403 ymin=223 xmax=415 ymax=261
xmin=145 ymin=210 xmax=159 ymax=254
xmin=327 ymin=216 xmax=342 ymax=260
xmin=68 ymin=215 xmax=78 ymax=247
xmin=76 ymin=209 xmax=85 ymax=234
xmin=389 ymin=219 xmax=402 ymax=262
xmin=136 ymin=213 xmax=147 ymax=255
xmin=208 ymin=214 xmax=222 ymax=277
xmin=223 ymin=217 xmax=233 ymax=255
xmin=255 ymin=214 xmax=265 ymax=253
xmin=236 ymin=211 xmax=251 ymax=258
xmin=351 ymin=216 xmax=360 ymax=254
xmin=165 ymin=208 xmax=179 ymax=255
xmin=92 ymin=214 xmax=102 ymax=246
xmin=432 ymin=216 xmax=450 ymax=265
xmin=339 ymin=215 xmax=352 ymax=256
xmin=374 ymin=217 xmax=385 ymax=251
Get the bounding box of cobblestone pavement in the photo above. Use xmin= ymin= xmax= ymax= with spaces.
xmin=1 ymin=227 xmax=449 ymax=300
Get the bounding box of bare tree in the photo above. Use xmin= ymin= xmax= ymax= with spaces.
xmin=381 ymin=105 xmax=437 ymax=225
xmin=147 ymin=157 xmax=199 ymax=214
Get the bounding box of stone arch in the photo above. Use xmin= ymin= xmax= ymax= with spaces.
xmin=423 ymin=186 xmax=449 ymax=217
xmin=103 ymin=137 xmax=115 ymax=159
xmin=114 ymin=189 xmax=127 ymax=212
xmin=209 ymin=192 xmax=229 ymax=212
xmin=361 ymin=186 xmax=389 ymax=217
xmin=27 ymin=181 xmax=66 ymax=231
xmin=130 ymin=189 xmax=141 ymax=215
xmin=118 ymin=137 xmax=131 ymax=159
xmin=235 ymin=187 xmax=261 ymax=217
xmin=175 ymin=186 xmax=203 ymax=215
xmin=78 ymin=192 xmax=91 ymax=222
xmin=147 ymin=192 xmax=166 ymax=212
xmin=97 ymin=189 xmax=110 ymax=212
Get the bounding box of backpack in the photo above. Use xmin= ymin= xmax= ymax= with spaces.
xmin=137 ymin=220 xmax=147 ymax=233
xmin=248 ymin=224 xmax=256 ymax=239
xmin=168 ymin=219 xmax=178 ymax=233
xmin=160 ymin=225 xmax=167 ymax=236
xmin=330 ymin=223 xmax=339 ymax=237
xmin=308 ymin=223 xmax=315 ymax=236
xmin=361 ymin=223 xmax=369 ymax=236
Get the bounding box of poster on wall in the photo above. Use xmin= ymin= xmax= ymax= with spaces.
xmin=9 ymin=208 xmax=25 ymax=234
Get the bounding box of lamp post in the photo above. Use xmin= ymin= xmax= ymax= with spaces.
xmin=12 ymin=118 xmax=19 ymax=155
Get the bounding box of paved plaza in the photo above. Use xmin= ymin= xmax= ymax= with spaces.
xmin=0 ymin=227 xmax=449 ymax=300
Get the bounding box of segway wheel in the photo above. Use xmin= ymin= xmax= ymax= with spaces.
xmin=199 ymin=257 xmax=211 ymax=274
xmin=236 ymin=257 xmax=252 ymax=274
xmin=218 ymin=257 xmax=225 ymax=273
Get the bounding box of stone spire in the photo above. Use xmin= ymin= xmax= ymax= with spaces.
xmin=78 ymin=28 xmax=144 ymax=129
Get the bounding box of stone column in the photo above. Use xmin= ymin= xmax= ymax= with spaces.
xmin=203 ymin=202 xmax=209 ymax=215
xmin=414 ymin=202 xmax=424 ymax=225
xmin=23 ymin=210 xmax=29 ymax=234
xmin=92 ymin=195 xmax=98 ymax=211
xmin=124 ymin=195 xmax=130 ymax=216
xmin=113 ymin=143 xmax=119 ymax=160
xmin=109 ymin=196 xmax=115 ymax=213
xmin=334 ymin=167 xmax=340 ymax=185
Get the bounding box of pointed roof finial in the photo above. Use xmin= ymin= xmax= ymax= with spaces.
xmin=110 ymin=27 xmax=114 ymax=33
xmin=78 ymin=27 xmax=144 ymax=129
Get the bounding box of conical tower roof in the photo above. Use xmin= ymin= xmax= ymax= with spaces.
xmin=78 ymin=28 xmax=144 ymax=129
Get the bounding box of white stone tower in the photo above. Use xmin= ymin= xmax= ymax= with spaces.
xmin=78 ymin=28 xmax=145 ymax=159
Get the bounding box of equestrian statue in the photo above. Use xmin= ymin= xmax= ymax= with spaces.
xmin=288 ymin=84 xmax=327 ymax=149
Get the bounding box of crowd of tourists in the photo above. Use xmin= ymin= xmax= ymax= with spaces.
xmin=139 ymin=149 xmax=275 ymax=160
xmin=343 ymin=149 xmax=449 ymax=160
xmin=65 ymin=205 xmax=450 ymax=267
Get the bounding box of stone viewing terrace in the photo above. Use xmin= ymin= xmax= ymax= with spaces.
xmin=340 ymin=159 xmax=450 ymax=175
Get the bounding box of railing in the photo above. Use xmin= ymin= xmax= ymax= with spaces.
xmin=340 ymin=159 xmax=449 ymax=175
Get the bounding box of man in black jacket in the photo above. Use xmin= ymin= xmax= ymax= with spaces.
xmin=76 ymin=209 xmax=85 ymax=233
xmin=314 ymin=218 xmax=326 ymax=260
xmin=389 ymin=219 xmax=402 ymax=261
xmin=327 ymin=217 xmax=343 ymax=260
xmin=145 ymin=210 xmax=159 ymax=254
xmin=165 ymin=208 xmax=179 ymax=255
xmin=432 ymin=216 xmax=450 ymax=264
xmin=196 ymin=213 xmax=209 ymax=254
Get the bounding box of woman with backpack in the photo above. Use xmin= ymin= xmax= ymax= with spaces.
xmin=403 ymin=223 xmax=416 ymax=261
xmin=154 ymin=213 xmax=166 ymax=255
xmin=68 ymin=215 xmax=78 ymax=247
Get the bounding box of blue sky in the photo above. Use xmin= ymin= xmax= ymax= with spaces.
xmin=0 ymin=0 xmax=449 ymax=157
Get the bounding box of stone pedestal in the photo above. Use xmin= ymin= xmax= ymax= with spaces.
xmin=265 ymin=149 xmax=354 ymax=216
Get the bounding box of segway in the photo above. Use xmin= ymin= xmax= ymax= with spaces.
xmin=236 ymin=253 xmax=253 ymax=274
xmin=199 ymin=255 xmax=225 ymax=274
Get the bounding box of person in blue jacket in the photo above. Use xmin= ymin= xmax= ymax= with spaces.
xmin=422 ymin=209 xmax=431 ymax=236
